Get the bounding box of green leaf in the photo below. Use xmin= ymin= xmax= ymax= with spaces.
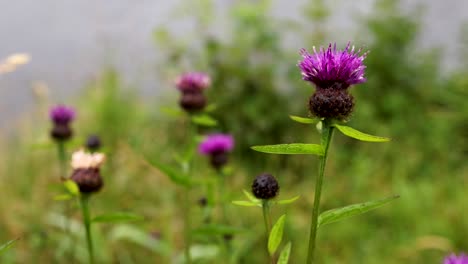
xmin=160 ymin=106 xmax=184 ymax=118
xmin=318 ymin=195 xmax=399 ymax=228
xmin=53 ymin=194 xmax=73 ymax=201
xmin=251 ymin=144 xmax=324 ymax=156
xmin=243 ymin=189 xmax=260 ymax=203
xmin=204 ymin=103 xmax=218 ymax=112
xmin=268 ymin=214 xmax=286 ymax=255
xmin=275 ymin=195 xmax=300 ymax=205
xmin=289 ymin=115 xmax=318 ymax=124
xmin=231 ymin=200 xmax=260 ymax=207
xmin=333 ymin=124 xmax=390 ymax=142
xmin=0 ymin=238 xmax=19 ymax=255
xmin=63 ymin=180 xmax=80 ymax=196
xmin=92 ymin=212 xmax=144 ymax=223
xmin=277 ymin=242 xmax=292 ymax=264
xmin=191 ymin=114 xmax=218 ymax=127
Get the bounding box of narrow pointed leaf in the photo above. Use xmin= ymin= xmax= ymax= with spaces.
xmin=275 ymin=195 xmax=300 ymax=205
xmin=251 ymin=144 xmax=324 ymax=155
xmin=232 ymin=200 xmax=260 ymax=207
xmin=268 ymin=214 xmax=286 ymax=255
xmin=192 ymin=224 xmax=244 ymax=236
xmin=0 ymin=239 xmax=19 ymax=255
xmin=243 ymin=189 xmax=260 ymax=203
xmin=92 ymin=212 xmax=144 ymax=223
xmin=54 ymin=194 xmax=73 ymax=201
xmin=191 ymin=114 xmax=218 ymax=127
xmin=277 ymin=242 xmax=292 ymax=264
xmin=147 ymin=159 xmax=191 ymax=187
xmin=289 ymin=115 xmax=318 ymax=124
xmin=318 ymin=195 xmax=399 ymax=228
xmin=63 ymin=180 xmax=80 ymax=196
xmin=333 ymin=124 xmax=390 ymax=142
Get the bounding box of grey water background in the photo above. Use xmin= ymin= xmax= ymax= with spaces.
xmin=0 ymin=0 xmax=467 ymax=129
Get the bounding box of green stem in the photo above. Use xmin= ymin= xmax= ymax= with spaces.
xmin=306 ymin=120 xmax=334 ymax=264
xmin=182 ymin=187 xmax=192 ymax=264
xmin=261 ymin=200 xmax=274 ymax=264
xmin=80 ymin=194 xmax=94 ymax=264
xmin=57 ymin=141 xmax=67 ymax=179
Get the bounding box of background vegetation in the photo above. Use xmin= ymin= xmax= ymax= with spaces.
xmin=0 ymin=0 xmax=466 ymax=263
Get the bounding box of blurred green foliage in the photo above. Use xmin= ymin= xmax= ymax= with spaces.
xmin=0 ymin=0 xmax=467 ymax=263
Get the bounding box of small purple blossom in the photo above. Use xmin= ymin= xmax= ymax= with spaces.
xmin=444 ymin=253 xmax=468 ymax=264
xmin=198 ymin=133 xmax=234 ymax=155
xmin=298 ymin=42 xmax=368 ymax=90
xmin=175 ymin=72 xmax=211 ymax=92
xmin=49 ymin=105 xmax=75 ymax=124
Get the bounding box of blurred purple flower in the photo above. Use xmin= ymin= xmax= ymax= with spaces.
xmin=298 ymin=42 xmax=368 ymax=90
xmin=49 ymin=105 xmax=75 ymax=124
xmin=175 ymin=72 xmax=211 ymax=92
xmin=198 ymin=133 xmax=234 ymax=155
xmin=444 ymin=253 xmax=468 ymax=264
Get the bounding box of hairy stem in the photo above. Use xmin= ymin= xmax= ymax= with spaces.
xmin=262 ymin=200 xmax=274 ymax=264
xmin=307 ymin=120 xmax=334 ymax=264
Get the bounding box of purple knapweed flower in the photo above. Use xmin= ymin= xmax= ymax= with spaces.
xmin=444 ymin=253 xmax=468 ymax=264
xmin=199 ymin=133 xmax=234 ymax=155
xmin=199 ymin=133 xmax=234 ymax=170
xmin=298 ymin=42 xmax=367 ymax=90
xmin=49 ymin=104 xmax=75 ymax=124
xmin=175 ymin=72 xmax=211 ymax=92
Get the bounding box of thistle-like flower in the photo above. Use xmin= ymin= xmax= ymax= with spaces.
xmin=176 ymin=72 xmax=210 ymax=112
xmin=198 ymin=133 xmax=234 ymax=170
xmin=49 ymin=105 xmax=76 ymax=141
xmin=298 ymin=42 xmax=368 ymax=120
xmin=252 ymin=173 xmax=279 ymax=200
xmin=444 ymin=253 xmax=468 ymax=264
xmin=70 ymin=149 xmax=106 ymax=193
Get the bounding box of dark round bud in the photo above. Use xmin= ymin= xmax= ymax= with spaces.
xmin=309 ymin=88 xmax=354 ymax=120
xmin=252 ymin=173 xmax=279 ymax=200
xmin=86 ymin=135 xmax=101 ymax=151
xmin=223 ymin=234 xmax=234 ymax=241
xmin=70 ymin=168 xmax=103 ymax=193
xmin=179 ymin=91 xmax=207 ymax=112
xmin=50 ymin=123 xmax=73 ymax=141
xmin=198 ymin=197 xmax=208 ymax=207
xmin=210 ymin=151 xmax=229 ymax=170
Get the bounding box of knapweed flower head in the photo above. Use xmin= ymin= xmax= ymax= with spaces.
xmin=49 ymin=104 xmax=76 ymax=124
xmin=198 ymin=133 xmax=235 ymax=155
xmin=70 ymin=149 xmax=106 ymax=193
xmin=252 ymin=173 xmax=279 ymax=200
xmin=444 ymin=253 xmax=468 ymax=264
xmin=175 ymin=72 xmax=211 ymax=92
xmin=298 ymin=42 xmax=368 ymax=120
xmin=199 ymin=133 xmax=234 ymax=170
xmin=298 ymin=42 xmax=367 ymax=90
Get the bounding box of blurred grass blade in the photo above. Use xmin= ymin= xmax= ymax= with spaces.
xmin=53 ymin=194 xmax=73 ymax=201
xmin=289 ymin=115 xmax=318 ymax=124
xmin=160 ymin=106 xmax=184 ymax=118
xmin=92 ymin=212 xmax=144 ymax=223
xmin=318 ymin=195 xmax=399 ymax=228
xmin=0 ymin=238 xmax=19 ymax=255
xmin=333 ymin=124 xmax=390 ymax=142
xmin=109 ymin=224 xmax=171 ymax=255
xmin=268 ymin=214 xmax=286 ymax=255
xmin=277 ymin=242 xmax=291 ymax=264
xmin=192 ymin=224 xmax=244 ymax=236
xmin=147 ymin=159 xmax=192 ymax=187
xmin=191 ymin=114 xmax=218 ymax=127
xmin=251 ymin=144 xmax=324 ymax=155
xmin=275 ymin=195 xmax=300 ymax=205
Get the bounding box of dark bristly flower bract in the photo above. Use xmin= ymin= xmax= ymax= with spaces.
xmin=49 ymin=104 xmax=76 ymax=141
xmin=252 ymin=173 xmax=279 ymax=200
xmin=298 ymin=42 xmax=368 ymax=120
xmin=444 ymin=253 xmax=468 ymax=264
xmin=176 ymin=72 xmax=211 ymax=112
xmin=70 ymin=149 xmax=106 ymax=194
xmin=198 ymin=133 xmax=234 ymax=170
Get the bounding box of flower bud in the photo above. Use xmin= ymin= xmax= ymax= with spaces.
xmin=86 ymin=135 xmax=101 ymax=151
xmin=51 ymin=123 xmax=73 ymax=141
xmin=252 ymin=173 xmax=279 ymax=200
xmin=309 ymin=88 xmax=354 ymax=120
xmin=179 ymin=91 xmax=207 ymax=112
